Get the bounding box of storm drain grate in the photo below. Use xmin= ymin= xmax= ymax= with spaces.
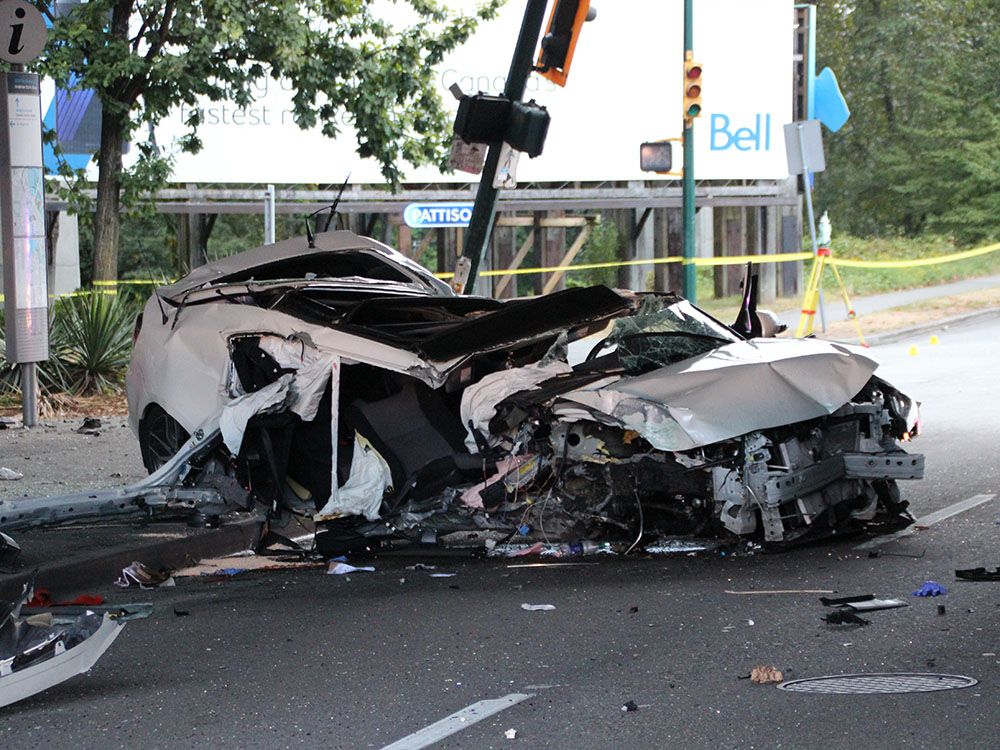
xmin=778 ymin=673 xmax=977 ymax=694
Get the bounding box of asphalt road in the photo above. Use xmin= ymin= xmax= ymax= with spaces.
xmin=2 ymin=318 xmax=999 ymax=750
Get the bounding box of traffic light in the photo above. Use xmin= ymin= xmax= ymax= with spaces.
xmin=536 ymin=0 xmax=596 ymax=87
xmin=639 ymin=141 xmax=672 ymax=173
xmin=453 ymin=93 xmax=511 ymax=144
xmin=505 ymin=100 xmax=550 ymax=158
xmin=683 ymin=57 xmax=703 ymax=124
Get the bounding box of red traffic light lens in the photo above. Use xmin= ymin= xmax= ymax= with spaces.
xmin=687 ymin=65 xmax=702 ymax=79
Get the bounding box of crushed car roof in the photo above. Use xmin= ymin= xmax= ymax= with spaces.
xmin=159 ymin=230 xmax=450 ymax=302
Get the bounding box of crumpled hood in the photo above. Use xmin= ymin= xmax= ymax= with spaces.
xmin=556 ymin=337 xmax=880 ymax=451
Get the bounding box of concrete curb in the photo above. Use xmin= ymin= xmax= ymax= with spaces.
xmin=864 ymin=307 xmax=1000 ymax=346
xmin=0 ymin=516 xmax=265 ymax=601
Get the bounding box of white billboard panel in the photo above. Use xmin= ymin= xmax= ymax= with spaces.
xmin=149 ymin=0 xmax=792 ymax=183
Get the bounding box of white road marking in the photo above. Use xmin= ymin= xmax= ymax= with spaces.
xmin=855 ymin=493 xmax=996 ymax=550
xmin=379 ymin=693 xmax=534 ymax=750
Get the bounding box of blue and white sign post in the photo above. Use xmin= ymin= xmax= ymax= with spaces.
xmin=0 ymin=0 xmax=48 ymax=427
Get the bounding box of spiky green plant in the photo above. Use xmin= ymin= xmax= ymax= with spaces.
xmin=48 ymin=291 xmax=140 ymax=394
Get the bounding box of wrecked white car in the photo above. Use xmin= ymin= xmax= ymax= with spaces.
xmin=116 ymin=229 xmax=924 ymax=553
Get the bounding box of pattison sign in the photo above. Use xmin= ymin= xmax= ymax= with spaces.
xmin=403 ymin=203 xmax=475 ymax=228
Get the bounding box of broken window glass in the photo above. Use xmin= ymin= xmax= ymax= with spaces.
xmin=608 ymin=297 xmax=738 ymax=374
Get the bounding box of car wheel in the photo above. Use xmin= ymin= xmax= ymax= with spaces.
xmin=139 ymin=405 xmax=189 ymax=473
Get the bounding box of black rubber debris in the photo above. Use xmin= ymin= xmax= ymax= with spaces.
xmin=955 ymin=567 xmax=1000 ymax=582
xmin=823 ymin=611 xmax=870 ymax=626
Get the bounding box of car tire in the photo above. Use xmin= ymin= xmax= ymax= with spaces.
xmin=139 ymin=405 xmax=190 ymax=474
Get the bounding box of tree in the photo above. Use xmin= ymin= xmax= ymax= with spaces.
xmin=35 ymin=0 xmax=501 ymax=281
xmin=815 ymin=0 xmax=1000 ymax=244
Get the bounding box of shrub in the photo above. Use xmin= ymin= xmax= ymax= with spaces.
xmin=0 ymin=291 xmax=140 ymax=397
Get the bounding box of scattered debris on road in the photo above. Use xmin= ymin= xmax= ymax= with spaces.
xmin=726 ymin=589 xmax=836 ymax=595
xmin=643 ymin=538 xmax=719 ymax=554
xmin=913 ymin=581 xmax=947 ymax=597
xmin=0 ymin=532 xmax=20 ymax=571
xmin=845 ymin=598 xmax=907 ymax=612
xmin=867 ymin=548 xmax=925 ymax=558
xmin=0 ymin=584 xmax=131 ymax=708
xmin=621 ymin=699 xmax=639 ymax=712
xmin=75 ymin=417 xmax=102 ymax=436
xmin=25 ymin=590 xmax=104 ymax=608
xmin=823 ymin=611 xmax=870 ymax=626
xmin=114 ymin=561 xmax=176 ymax=589
xmin=504 ymin=728 xmax=518 ymax=739
xmin=955 ymin=567 xmax=1000 ymax=582
xmin=521 ymin=603 xmax=556 ymax=611
xmin=176 ymin=553 xmax=323 ymax=577
xmin=327 ymin=561 xmax=375 ymax=575
xmin=0 ymin=467 xmax=23 ymax=481
xmin=820 ymin=593 xmax=874 ymax=606
xmin=750 ymin=665 xmax=784 ymax=684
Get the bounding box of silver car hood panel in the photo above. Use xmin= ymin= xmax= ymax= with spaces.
xmin=557 ymin=337 xmax=880 ymax=451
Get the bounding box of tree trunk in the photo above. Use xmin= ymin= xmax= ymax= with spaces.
xmin=92 ymin=108 xmax=124 ymax=282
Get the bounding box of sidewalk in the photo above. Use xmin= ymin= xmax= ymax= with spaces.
xmin=776 ymin=273 xmax=1000 ymax=329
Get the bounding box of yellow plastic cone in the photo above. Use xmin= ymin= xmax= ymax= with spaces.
xmin=908 ymin=345 xmax=919 ymax=356
xmin=929 ymin=335 xmax=939 ymax=345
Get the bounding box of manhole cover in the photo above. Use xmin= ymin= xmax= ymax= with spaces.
xmin=778 ymin=673 xmax=977 ymax=694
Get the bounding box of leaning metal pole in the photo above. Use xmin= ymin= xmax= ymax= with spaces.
xmin=460 ymin=0 xmax=549 ymax=294
xmin=682 ymin=0 xmax=697 ymax=303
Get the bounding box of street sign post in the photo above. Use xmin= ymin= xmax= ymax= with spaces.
xmin=0 ymin=0 xmax=47 ymax=427
xmin=784 ymin=119 xmax=827 ymax=332
xmin=783 ymin=119 xmax=825 ymax=176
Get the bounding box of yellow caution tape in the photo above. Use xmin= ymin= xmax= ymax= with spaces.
xmin=6 ymin=241 xmax=995 ymax=299
xmin=435 ymin=251 xmax=810 ymax=279
xmin=693 ymin=252 xmax=812 ymax=267
xmin=435 ymin=240 xmax=1000 ymax=278
xmin=827 ymin=242 xmax=1000 ymax=269
xmin=92 ymin=279 xmax=167 ymax=286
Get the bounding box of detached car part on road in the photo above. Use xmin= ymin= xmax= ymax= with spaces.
xmin=0 ymin=231 xmax=923 ymax=551
xmin=0 ymin=584 xmax=130 ymax=708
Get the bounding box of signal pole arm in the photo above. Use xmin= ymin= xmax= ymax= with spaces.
xmin=458 ymin=0 xmax=550 ymax=294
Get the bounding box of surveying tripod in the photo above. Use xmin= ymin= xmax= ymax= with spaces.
xmin=795 ymin=246 xmax=867 ymax=346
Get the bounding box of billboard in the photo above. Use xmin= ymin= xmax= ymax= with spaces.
xmin=54 ymin=0 xmax=794 ymax=184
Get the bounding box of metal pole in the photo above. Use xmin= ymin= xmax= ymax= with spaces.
xmin=796 ymin=123 xmax=825 ymax=331
xmin=682 ymin=0 xmax=697 ymax=303
xmin=460 ymin=0 xmax=549 ymax=293
xmin=21 ymin=362 xmax=37 ymax=427
xmin=797 ymin=124 xmax=818 ymax=255
xmin=263 ymin=184 xmax=276 ymax=244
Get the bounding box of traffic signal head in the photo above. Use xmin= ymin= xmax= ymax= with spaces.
xmin=639 ymin=141 xmax=672 ymax=173
xmin=536 ymin=1 xmax=596 ymax=87
xmin=505 ymin=100 xmax=551 ymax=158
xmin=683 ymin=58 xmax=703 ymax=123
xmin=453 ymin=93 xmax=511 ymax=144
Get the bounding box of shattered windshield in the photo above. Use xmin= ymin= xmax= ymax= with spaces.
xmin=607 ymin=297 xmax=740 ymax=374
